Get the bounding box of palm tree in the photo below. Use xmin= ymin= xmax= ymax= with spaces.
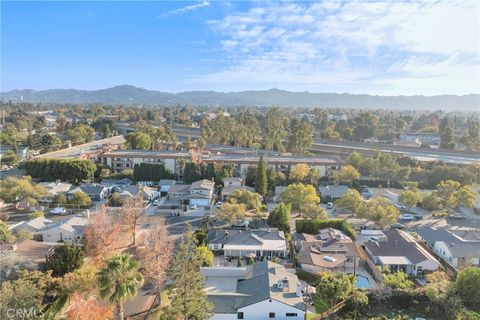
xmin=98 ymin=253 xmax=144 ymax=320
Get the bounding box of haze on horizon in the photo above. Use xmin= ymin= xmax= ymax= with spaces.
xmin=1 ymin=1 xmax=479 ymax=96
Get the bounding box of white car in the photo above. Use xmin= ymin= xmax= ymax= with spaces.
xmin=326 ymin=202 xmax=334 ymax=209
xmin=50 ymin=207 xmax=66 ymax=215
xmin=190 ymin=204 xmax=197 ymax=210
xmin=400 ymin=214 xmax=414 ymax=221
xmin=152 ymin=199 xmax=159 ymax=206
xmin=216 ymin=201 xmax=224 ymax=208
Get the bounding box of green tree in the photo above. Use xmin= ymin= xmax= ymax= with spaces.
xmin=358 ymin=197 xmax=400 ymax=228
xmin=0 ymin=176 xmax=46 ymax=207
xmin=29 ymin=210 xmax=45 ymax=220
xmin=52 ymin=193 xmax=68 ymax=205
xmin=398 ymin=189 xmax=422 ymax=210
xmin=126 ymin=131 xmax=152 ymax=150
xmin=268 ymin=202 xmax=291 ymax=231
xmin=288 ymin=119 xmax=313 ymax=154
xmin=280 ymin=183 xmax=324 ymax=219
xmin=263 ymin=108 xmax=287 ymax=152
xmin=46 ymin=243 xmax=85 ymax=277
xmin=66 ymin=124 xmax=95 ymax=144
xmin=336 ymin=189 xmax=364 ymax=215
xmin=383 ymin=271 xmax=414 ymax=290
xmin=25 ymin=158 xmax=96 ymax=184
xmin=70 ymin=191 xmax=92 ymax=206
xmin=171 ymin=224 xmax=213 ymax=320
xmin=0 ymin=222 xmax=14 ymax=244
xmin=98 ymin=253 xmax=144 ymax=320
xmin=437 ymin=180 xmax=476 ymax=212
xmin=289 ymin=163 xmax=311 ymax=183
xmin=315 ymin=272 xmax=355 ymax=306
xmin=440 ymin=116 xmax=455 ymax=149
xmin=255 ymin=156 xmax=268 ymax=196
xmin=217 ymin=202 xmax=246 ymax=225
xmin=334 ymin=165 xmax=361 ymax=185
xmin=229 ymin=189 xmax=262 ymax=211
xmin=195 ymin=245 xmax=214 ymax=267
xmin=455 ymin=267 xmax=480 ymax=309
xmin=0 ymin=150 xmax=19 ymax=166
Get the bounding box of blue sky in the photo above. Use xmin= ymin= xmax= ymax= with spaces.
xmin=1 ymin=1 xmax=479 ymax=95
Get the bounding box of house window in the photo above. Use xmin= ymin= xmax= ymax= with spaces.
xmin=237 ymin=312 xmax=244 ymax=319
xmin=269 ymin=312 xmax=275 ymax=318
xmin=286 ymin=313 xmax=298 ymax=317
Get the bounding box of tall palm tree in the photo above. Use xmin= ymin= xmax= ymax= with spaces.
xmin=97 ymin=253 xmax=144 ymax=320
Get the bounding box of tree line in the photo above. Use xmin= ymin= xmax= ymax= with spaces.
xmin=25 ymin=158 xmax=97 ymax=184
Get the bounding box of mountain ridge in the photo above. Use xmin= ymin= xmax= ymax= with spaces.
xmin=1 ymin=85 xmax=479 ymax=110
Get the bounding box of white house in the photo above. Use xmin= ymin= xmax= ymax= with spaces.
xmin=417 ymin=227 xmax=480 ymax=269
xmin=201 ymin=261 xmax=305 ymax=320
xmin=363 ymin=229 xmax=440 ymax=276
xmin=185 ymin=179 xmax=215 ymax=208
xmin=37 ymin=215 xmax=88 ymax=243
xmin=208 ymin=229 xmax=287 ymax=259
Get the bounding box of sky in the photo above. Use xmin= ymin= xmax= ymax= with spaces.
xmin=1 ymin=0 xmax=479 ymax=95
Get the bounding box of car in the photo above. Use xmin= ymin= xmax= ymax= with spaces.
xmin=413 ymin=214 xmax=423 ymax=220
xmin=391 ymin=223 xmax=406 ymax=229
xmin=190 ymin=204 xmax=197 ymax=210
xmin=49 ymin=207 xmax=66 ymax=215
xmin=216 ymin=201 xmax=224 ymax=208
xmin=395 ymin=204 xmax=407 ymax=210
xmin=450 ymin=213 xmax=467 ymax=219
xmin=326 ymin=202 xmax=334 ymax=209
xmin=400 ymin=214 xmax=415 ymax=221
xmin=152 ymin=199 xmax=159 ymax=206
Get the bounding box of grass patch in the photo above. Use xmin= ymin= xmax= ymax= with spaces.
xmin=296 ymin=268 xmax=322 ymax=287
xmin=306 ymin=313 xmax=320 ymax=320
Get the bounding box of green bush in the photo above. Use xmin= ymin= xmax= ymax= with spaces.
xmin=295 ymin=219 xmax=356 ymax=240
xmin=133 ymin=163 xmax=174 ymax=182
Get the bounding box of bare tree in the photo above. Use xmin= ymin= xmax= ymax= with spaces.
xmin=121 ymin=196 xmax=144 ymax=246
xmin=83 ymin=205 xmax=120 ymax=259
xmin=141 ymin=218 xmax=174 ymax=300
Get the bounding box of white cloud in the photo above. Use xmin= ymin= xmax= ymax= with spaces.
xmin=160 ymin=1 xmax=210 ymax=17
xmin=196 ymin=1 xmax=480 ymax=95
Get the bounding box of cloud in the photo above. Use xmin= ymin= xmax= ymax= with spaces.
xmin=195 ymin=1 xmax=480 ymax=95
xmin=160 ymin=1 xmax=210 ymax=18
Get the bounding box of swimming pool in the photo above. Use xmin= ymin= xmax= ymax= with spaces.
xmin=356 ymin=275 xmax=372 ymax=289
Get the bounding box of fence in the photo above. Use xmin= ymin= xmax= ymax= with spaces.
xmin=308 ymin=295 xmax=353 ymax=320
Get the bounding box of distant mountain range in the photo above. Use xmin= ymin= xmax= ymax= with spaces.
xmin=2 ymin=85 xmax=479 ymax=110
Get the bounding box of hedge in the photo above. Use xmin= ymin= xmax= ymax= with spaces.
xmin=25 ymin=158 xmax=96 ymax=184
xmin=295 ymin=219 xmax=356 ymax=240
xmin=133 ymin=163 xmax=174 ymax=182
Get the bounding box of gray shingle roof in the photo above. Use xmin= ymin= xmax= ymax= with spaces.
xmin=417 ymin=227 xmax=480 ymax=258
xmin=364 ymin=229 xmax=435 ymax=264
xmin=208 ymin=229 xmax=285 ymax=246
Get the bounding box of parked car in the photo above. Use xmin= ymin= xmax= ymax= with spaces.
xmin=326 ymin=202 xmax=334 ymax=209
xmin=190 ymin=204 xmax=197 ymax=210
xmin=450 ymin=213 xmax=467 ymax=219
xmin=413 ymin=214 xmax=423 ymax=220
xmin=400 ymin=214 xmax=415 ymax=221
xmin=49 ymin=207 xmax=66 ymax=215
xmin=216 ymin=201 xmax=224 ymax=208
xmin=152 ymin=199 xmax=159 ymax=206
xmin=391 ymin=223 xmax=406 ymax=229
xmin=395 ymin=204 xmax=407 ymax=210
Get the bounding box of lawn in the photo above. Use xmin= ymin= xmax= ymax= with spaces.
xmin=311 ymin=293 xmax=330 ymax=314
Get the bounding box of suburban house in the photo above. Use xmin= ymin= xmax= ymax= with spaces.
xmin=10 ymin=217 xmax=54 ymax=240
xmin=201 ymin=261 xmax=305 ymax=320
xmin=37 ymin=215 xmax=88 ymax=243
xmin=223 ymin=177 xmax=243 ymax=187
xmin=100 ymin=178 xmax=132 ymax=188
xmin=318 ymin=185 xmax=350 ymax=202
xmin=68 ymin=184 xmax=109 ymax=202
xmin=295 ymin=228 xmax=360 ymax=273
xmin=207 ymin=229 xmax=287 ymax=259
xmin=167 ymin=184 xmax=190 ymax=200
xmin=185 ymin=179 xmax=216 ymax=209
xmin=417 ymin=227 xmax=480 ymax=269
xmin=399 ymin=132 xmax=440 ymax=146
xmin=37 ymin=181 xmax=73 ymax=202
xmin=1 ymin=240 xmax=61 ymax=263
xmin=221 ymin=185 xmax=253 ymax=201
xmin=363 ymin=229 xmax=440 ymax=276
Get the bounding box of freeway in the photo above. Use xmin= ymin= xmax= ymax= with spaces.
xmin=171 ymin=126 xmax=479 ymax=165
